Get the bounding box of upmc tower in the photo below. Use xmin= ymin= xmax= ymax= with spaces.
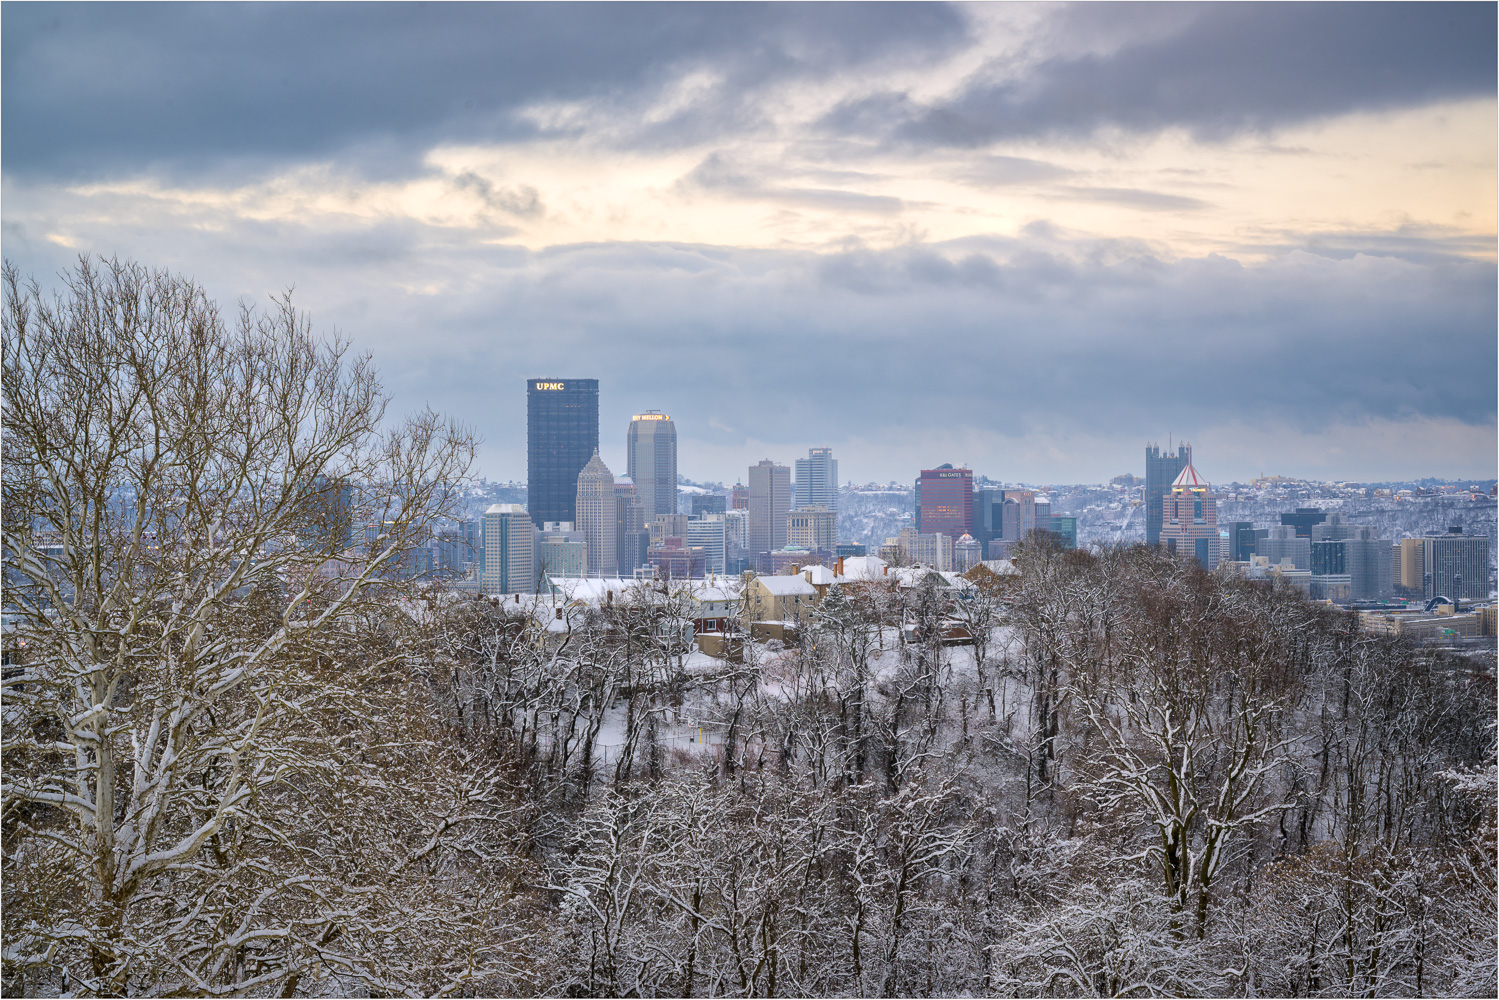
xmin=527 ymin=378 xmax=599 ymax=528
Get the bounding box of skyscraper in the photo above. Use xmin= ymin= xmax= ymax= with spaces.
xmin=614 ymin=478 xmax=647 ymax=577
xmin=574 ymin=449 xmax=617 ymax=577
xmin=748 ymin=460 xmax=791 ymax=558
xmin=917 ymin=465 xmax=974 ymax=541
xmin=480 ymin=504 xmax=535 ymax=594
xmin=526 ymin=377 xmax=599 ymax=528
xmin=1159 ymin=451 xmax=1220 ymax=569
xmin=627 ymin=411 xmax=678 ymax=519
xmin=1145 ymin=443 xmax=1188 ymax=546
xmin=794 ymin=447 xmax=838 ymax=513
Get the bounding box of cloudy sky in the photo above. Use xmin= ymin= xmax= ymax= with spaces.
xmin=4 ymin=2 xmax=1495 ymax=485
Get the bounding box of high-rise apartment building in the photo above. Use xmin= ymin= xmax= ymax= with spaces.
xmin=917 ymin=465 xmax=973 ymax=541
xmin=1159 ymin=453 xmax=1220 ymax=569
xmin=748 ymin=460 xmax=792 ymax=558
xmin=480 ymin=504 xmax=535 ymax=594
xmin=574 ymin=449 xmax=617 ymax=577
xmin=1145 ymin=443 xmax=1189 ymax=546
xmin=1424 ymin=528 xmax=1490 ymax=601
xmin=527 ymin=378 xmax=599 ymax=528
xmin=794 ymin=448 xmax=838 ymax=513
xmin=627 ymin=411 xmax=678 ymax=519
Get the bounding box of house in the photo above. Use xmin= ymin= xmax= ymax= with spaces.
xmin=743 ymin=573 xmax=817 ymax=627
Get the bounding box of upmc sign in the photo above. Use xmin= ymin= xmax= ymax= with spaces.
xmin=534 ymin=382 xmax=566 ymax=390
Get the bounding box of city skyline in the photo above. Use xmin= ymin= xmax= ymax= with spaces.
xmin=2 ymin=4 xmax=1494 ymax=485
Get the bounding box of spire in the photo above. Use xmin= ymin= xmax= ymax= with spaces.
xmin=1171 ymin=446 xmax=1209 ymax=491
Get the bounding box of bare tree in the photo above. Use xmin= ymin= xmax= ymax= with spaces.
xmin=1 ymin=257 xmax=543 ymax=996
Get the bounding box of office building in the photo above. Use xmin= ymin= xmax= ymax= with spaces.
xmin=1224 ymin=521 xmax=1255 ymax=561
xmin=916 ymin=465 xmax=974 ymax=541
xmin=1158 ymin=452 xmax=1220 ymax=569
xmin=574 ymin=449 xmax=617 ymax=577
xmin=627 ymin=411 xmax=677 ymax=519
xmin=748 ymin=460 xmax=792 ymax=558
xmin=537 ymin=522 xmax=587 ymax=581
xmin=898 ymin=525 xmax=954 ymax=570
xmin=614 ymin=478 xmax=647 ymax=577
xmin=722 ymin=508 xmax=750 ymax=573
xmin=299 ymin=474 xmax=355 ymax=554
xmin=795 ymin=447 xmax=839 ymax=514
xmin=1145 ymin=443 xmax=1189 ymax=546
xmin=787 ymin=506 xmax=836 ymax=552
xmin=731 ymin=484 xmax=750 ymax=510
xmin=1397 ymin=538 xmax=1425 ymax=595
xmin=974 ymin=488 xmax=1004 ymax=551
xmin=480 ymin=504 xmax=535 ymax=594
xmin=527 ymin=378 xmax=599 ymax=528
xmin=835 ymin=543 xmax=868 ymax=558
xmin=687 ymin=515 xmax=727 ymax=576
xmin=1424 ymin=528 xmax=1490 ymax=601
xmin=691 ymin=494 xmax=727 ymax=517
xmin=955 ymin=534 xmax=983 ymax=571
xmin=1281 ymin=507 xmax=1328 ymax=539
xmin=1048 ymin=516 xmax=1078 ymax=550
xmin=651 ymin=513 xmax=690 ymax=547
xmin=646 ymin=537 xmax=705 ymax=580
xmin=1262 ymin=526 xmax=1311 ymax=570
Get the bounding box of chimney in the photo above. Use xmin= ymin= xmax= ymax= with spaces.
xmin=555 ymin=608 xmax=563 ymax=619
xmin=836 ymin=556 xmax=845 ymax=576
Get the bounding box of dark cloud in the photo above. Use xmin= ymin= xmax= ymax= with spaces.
xmin=878 ymin=3 xmax=1497 ymax=146
xmin=6 ymin=212 xmax=1492 ymax=480
xmin=1 ymin=2 xmax=966 ymax=180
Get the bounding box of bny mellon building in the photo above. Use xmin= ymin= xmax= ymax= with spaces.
xmin=627 ymin=411 xmax=677 ymax=519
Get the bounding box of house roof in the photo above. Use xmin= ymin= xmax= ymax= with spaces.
xmin=753 ymin=575 xmax=816 ymax=597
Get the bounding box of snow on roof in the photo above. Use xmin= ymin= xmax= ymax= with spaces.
xmin=485 ymin=503 xmax=526 ymax=514
xmin=838 ymin=555 xmax=889 ymax=580
xmin=753 ymin=575 xmax=817 ymax=596
xmin=802 ymin=564 xmax=838 ymax=585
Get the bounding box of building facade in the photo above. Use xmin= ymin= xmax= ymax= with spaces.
xmin=1159 ymin=453 xmax=1220 ymax=569
xmin=794 ymin=448 xmax=839 ymax=515
xmin=480 ymin=503 xmax=535 ymax=594
xmin=748 ymin=460 xmax=792 ymax=559
xmin=916 ymin=465 xmax=974 ymax=541
xmin=527 ymin=378 xmax=599 ymax=528
xmin=574 ymin=449 xmax=618 ymax=577
xmin=787 ymin=505 xmax=837 ymax=552
xmin=614 ymin=478 xmax=647 ymax=577
xmin=537 ymin=523 xmax=588 ymax=581
xmin=627 ymin=411 xmax=678 ymax=519
xmin=687 ymin=515 xmax=727 ymax=576
xmin=1424 ymin=528 xmax=1490 ymax=601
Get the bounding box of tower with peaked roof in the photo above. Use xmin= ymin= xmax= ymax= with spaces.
xmin=575 ymin=449 xmax=618 ymax=576
xmin=1159 ymin=447 xmax=1221 ymax=569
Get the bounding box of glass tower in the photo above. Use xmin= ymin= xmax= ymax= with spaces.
xmin=526 ymin=378 xmax=599 ymax=529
